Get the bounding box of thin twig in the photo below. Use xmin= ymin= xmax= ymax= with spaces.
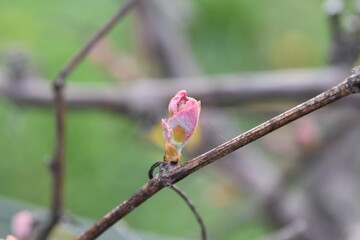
xmin=169 ymin=185 xmax=207 ymax=240
xmin=55 ymin=0 xmax=140 ymax=84
xmin=35 ymin=0 xmax=140 ymax=239
xmin=148 ymin=162 xmax=207 ymax=239
xmin=35 ymin=85 xmax=66 ymax=240
xmin=76 ymin=68 xmax=360 ymax=240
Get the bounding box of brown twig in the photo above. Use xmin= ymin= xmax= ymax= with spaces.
xmin=55 ymin=0 xmax=140 ymax=84
xmin=34 ymin=1 xmax=140 ymax=239
xmin=76 ymin=68 xmax=360 ymax=240
xmin=169 ymin=185 xmax=207 ymax=240
xmin=35 ymin=82 xmax=66 ymax=240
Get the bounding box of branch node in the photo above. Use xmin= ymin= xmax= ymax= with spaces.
xmin=158 ymin=161 xmax=177 ymax=187
xmin=53 ymin=75 xmax=66 ymax=91
xmin=49 ymin=157 xmax=60 ymax=175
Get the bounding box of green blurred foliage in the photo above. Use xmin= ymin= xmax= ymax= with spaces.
xmin=0 ymin=0 xmax=330 ymax=239
xmin=190 ymin=0 xmax=329 ymax=73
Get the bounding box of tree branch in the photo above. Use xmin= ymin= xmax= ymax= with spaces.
xmin=76 ymin=68 xmax=360 ymax=240
xmin=1 ymin=66 xmax=357 ymax=113
xmin=34 ymin=0 xmax=140 ymax=239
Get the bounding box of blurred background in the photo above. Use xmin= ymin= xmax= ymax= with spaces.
xmin=1 ymin=0 xmax=360 ymax=239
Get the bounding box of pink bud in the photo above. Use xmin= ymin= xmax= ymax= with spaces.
xmin=162 ymin=90 xmax=201 ymax=162
xmin=5 ymin=236 xmax=18 ymax=240
xmin=11 ymin=211 xmax=33 ymax=240
xmin=0 ymin=236 xmax=18 ymax=240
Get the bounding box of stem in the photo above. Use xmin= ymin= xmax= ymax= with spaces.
xmin=36 ymin=84 xmax=66 ymax=240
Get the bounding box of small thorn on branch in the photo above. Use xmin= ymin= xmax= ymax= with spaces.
xmin=48 ymin=157 xmax=60 ymax=174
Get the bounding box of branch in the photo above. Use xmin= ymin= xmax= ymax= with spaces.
xmin=34 ymin=83 xmax=66 ymax=240
xmin=76 ymin=68 xmax=360 ymax=240
xmin=1 ymin=66 xmax=357 ymax=113
xmin=34 ymin=0 xmax=140 ymax=239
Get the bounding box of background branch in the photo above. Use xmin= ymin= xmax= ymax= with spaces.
xmin=135 ymin=0 xmax=200 ymax=77
xmin=33 ymin=0 xmax=140 ymax=239
xmin=77 ymin=68 xmax=360 ymax=240
xmin=1 ymin=65 xmax=357 ymax=113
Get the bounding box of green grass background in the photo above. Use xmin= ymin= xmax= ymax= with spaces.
xmin=0 ymin=0 xmax=329 ymax=239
